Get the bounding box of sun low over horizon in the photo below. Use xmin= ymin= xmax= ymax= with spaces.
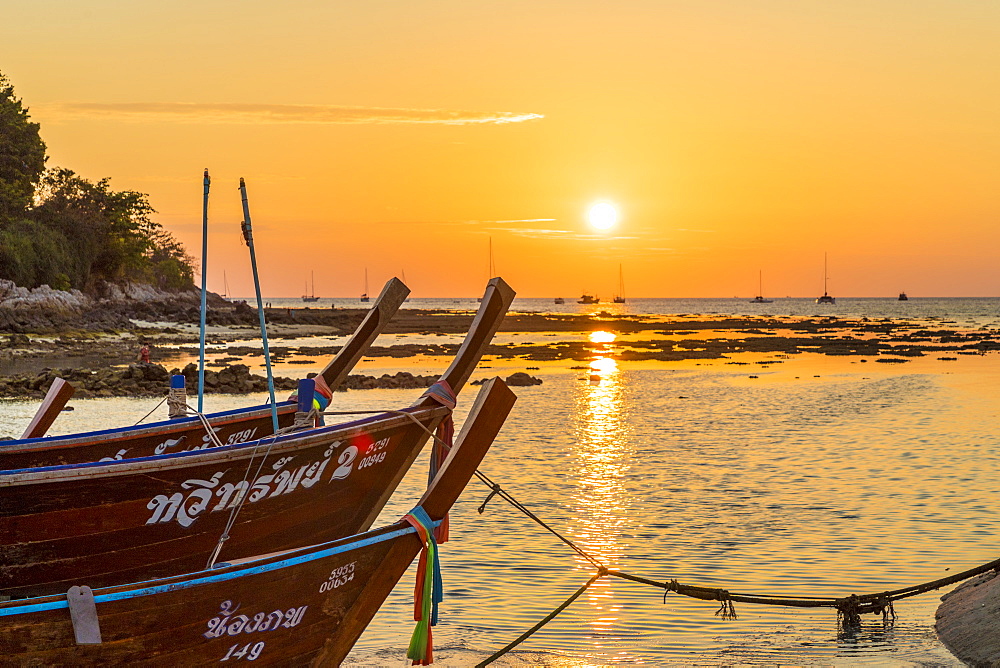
xmin=4 ymin=1 xmax=1000 ymax=298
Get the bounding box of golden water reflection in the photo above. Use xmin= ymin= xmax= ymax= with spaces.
xmin=589 ymin=330 xmax=617 ymax=344
xmin=571 ymin=339 xmax=635 ymax=658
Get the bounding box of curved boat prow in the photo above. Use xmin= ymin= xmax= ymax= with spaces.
xmin=423 ymin=276 xmax=515 ymax=400
xmin=318 ymin=277 xmax=409 ymax=389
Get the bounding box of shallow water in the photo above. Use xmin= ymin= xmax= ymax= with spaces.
xmin=3 ymin=301 xmax=1000 ymax=665
xmin=338 ymin=360 xmax=999 ymax=666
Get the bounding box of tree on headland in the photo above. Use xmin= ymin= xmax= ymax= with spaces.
xmin=0 ymin=71 xmax=194 ymax=292
xmin=31 ymin=168 xmax=194 ymax=289
xmin=0 ymin=72 xmax=46 ymax=224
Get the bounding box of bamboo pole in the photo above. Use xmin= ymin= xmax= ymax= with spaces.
xmin=238 ymin=178 xmax=279 ymax=432
xmin=198 ymin=169 xmax=210 ymax=413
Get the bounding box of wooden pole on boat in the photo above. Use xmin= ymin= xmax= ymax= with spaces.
xmin=20 ymin=377 xmax=74 ymax=439
xmin=238 ymin=177 xmax=279 ymax=433
xmin=198 ymin=169 xmax=210 ymax=414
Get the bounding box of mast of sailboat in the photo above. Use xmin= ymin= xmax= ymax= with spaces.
xmin=238 ymin=177 xmax=279 ymax=433
xmin=824 ymin=252 xmax=829 ymax=296
xmin=758 ymin=270 xmax=763 ymax=298
xmin=197 ymin=169 xmax=210 ymax=414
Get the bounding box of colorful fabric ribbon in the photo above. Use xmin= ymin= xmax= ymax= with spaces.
xmin=288 ymin=375 xmax=334 ymax=426
xmin=310 ymin=375 xmax=333 ymax=426
xmin=404 ymin=506 xmax=443 ymax=666
xmin=418 ymin=380 xmax=456 ymax=544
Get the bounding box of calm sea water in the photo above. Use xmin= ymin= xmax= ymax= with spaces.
xmin=3 ymin=298 xmax=999 ymax=665
xmin=246 ymin=296 xmax=1000 ymax=329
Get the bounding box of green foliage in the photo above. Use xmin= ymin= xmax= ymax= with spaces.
xmin=143 ymin=227 xmax=195 ymax=289
xmin=0 ymin=71 xmax=194 ymax=292
xmin=0 ymin=72 xmax=46 ymax=223
xmin=32 ymin=168 xmax=156 ymax=287
xmin=0 ymin=218 xmax=75 ymax=288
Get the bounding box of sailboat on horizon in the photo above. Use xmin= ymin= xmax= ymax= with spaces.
xmin=613 ymin=264 xmax=626 ymax=304
xmin=302 ymin=270 xmax=320 ymax=302
xmin=816 ymin=253 xmax=836 ymax=304
xmin=222 ymin=271 xmax=231 ymax=301
xmin=750 ymin=270 xmax=772 ymax=304
xmin=360 ymin=268 xmax=370 ymax=302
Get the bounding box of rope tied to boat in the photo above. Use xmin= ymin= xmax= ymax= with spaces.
xmin=166 ymin=387 xmax=188 ymax=419
xmin=714 ymin=589 xmax=738 ymax=620
xmin=836 ymin=594 xmax=862 ymax=629
xmin=404 ymin=506 xmax=444 ymax=666
xmin=477 ymin=482 xmax=502 ymax=514
xmin=417 ymin=381 xmax=456 ymax=543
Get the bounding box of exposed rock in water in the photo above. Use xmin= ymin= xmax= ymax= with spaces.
xmin=339 ymin=372 xmax=438 ymax=391
xmin=472 ymin=372 xmax=542 ymax=386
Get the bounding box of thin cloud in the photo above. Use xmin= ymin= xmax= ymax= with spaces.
xmin=38 ymin=102 xmax=544 ymax=126
xmin=459 ymin=218 xmax=557 ymax=226
xmin=497 ymin=227 xmax=636 ymax=241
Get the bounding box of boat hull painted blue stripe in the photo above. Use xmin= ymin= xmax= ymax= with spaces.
xmin=0 ymin=521 xmax=436 ymax=618
xmin=0 ymin=407 xmax=424 ymax=477
xmin=6 ymin=401 xmax=295 ymax=447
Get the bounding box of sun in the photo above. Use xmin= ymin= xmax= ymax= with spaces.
xmin=588 ymin=201 xmax=618 ymax=230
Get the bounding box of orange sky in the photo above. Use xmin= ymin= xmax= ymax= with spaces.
xmin=4 ymin=1 xmax=999 ymax=298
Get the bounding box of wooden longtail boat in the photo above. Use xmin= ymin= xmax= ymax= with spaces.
xmin=0 ymin=278 xmax=515 ymax=599
xmin=0 ymin=278 xmax=410 ymax=469
xmin=0 ymin=377 xmax=517 ymax=666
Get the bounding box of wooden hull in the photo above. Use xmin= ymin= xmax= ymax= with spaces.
xmin=0 ymin=278 xmax=410 ymax=469
xmin=0 ymin=379 xmax=517 ymax=667
xmin=0 ymin=406 xmax=448 ymax=599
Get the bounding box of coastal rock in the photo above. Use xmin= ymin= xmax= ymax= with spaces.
xmin=340 ymin=372 xmax=437 ymax=391
xmin=4 ymin=334 xmax=30 ymax=347
xmin=0 ymin=279 xmax=87 ymax=311
xmin=471 ymin=372 xmax=543 ymax=386
xmin=504 ymin=372 xmax=543 ymax=386
xmin=936 ymin=571 xmax=1000 ymax=665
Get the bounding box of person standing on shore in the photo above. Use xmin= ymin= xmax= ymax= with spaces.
xmin=138 ymin=343 xmax=150 ymax=364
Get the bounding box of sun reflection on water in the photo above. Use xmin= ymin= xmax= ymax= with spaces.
xmin=571 ymin=334 xmax=637 ymax=658
xmin=589 ymin=331 xmax=617 ymax=344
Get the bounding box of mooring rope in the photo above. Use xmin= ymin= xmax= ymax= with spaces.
xmin=469 ymin=471 xmax=1000 ymax=665
xmin=204 ymin=430 xmax=282 ymax=570
xmin=133 ymin=395 xmax=169 ymax=425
